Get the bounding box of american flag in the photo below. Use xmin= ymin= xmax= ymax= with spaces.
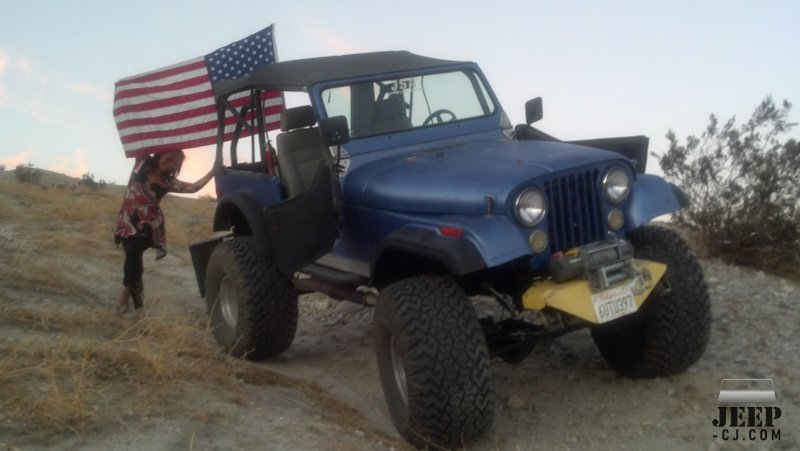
xmin=113 ymin=25 xmax=283 ymax=158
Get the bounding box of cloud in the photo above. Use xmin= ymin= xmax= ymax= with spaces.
xmin=0 ymin=49 xmax=9 ymax=104
xmin=66 ymin=81 xmax=113 ymax=103
xmin=0 ymin=55 xmax=8 ymax=105
xmin=0 ymin=50 xmax=48 ymax=121
xmin=0 ymin=150 xmax=34 ymax=168
xmin=301 ymin=24 xmax=368 ymax=55
xmin=0 ymin=49 xmax=8 ymax=74
xmin=48 ymin=148 xmax=90 ymax=178
xmin=15 ymin=57 xmax=33 ymax=79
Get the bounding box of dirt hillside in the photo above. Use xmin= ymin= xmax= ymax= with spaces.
xmin=0 ymin=169 xmax=797 ymax=450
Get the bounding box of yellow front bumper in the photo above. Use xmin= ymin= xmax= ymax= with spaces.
xmin=521 ymin=259 xmax=667 ymax=324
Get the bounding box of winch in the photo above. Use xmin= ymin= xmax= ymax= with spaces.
xmin=549 ymin=239 xmax=636 ymax=290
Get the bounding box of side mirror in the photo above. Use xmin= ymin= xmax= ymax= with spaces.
xmin=525 ymin=97 xmax=543 ymax=125
xmin=319 ymin=116 xmax=350 ymax=146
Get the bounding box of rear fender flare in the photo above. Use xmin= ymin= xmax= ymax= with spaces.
xmin=213 ymin=191 xmax=269 ymax=256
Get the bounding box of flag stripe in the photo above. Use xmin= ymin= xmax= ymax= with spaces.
xmin=123 ymin=115 xmax=281 ymax=154
xmin=120 ymin=109 xmax=282 ymax=144
xmin=115 ymin=91 xmax=282 ymax=133
xmin=113 ymin=89 xmax=214 ymax=115
xmin=116 ymin=104 xmax=218 ymax=131
xmin=113 ymin=68 xmax=211 ymax=108
xmin=113 ymin=25 xmax=282 ymax=157
xmin=114 ymin=95 xmax=220 ymax=124
xmin=125 ymin=129 xmax=260 ymax=159
xmin=113 ymin=74 xmax=211 ymax=102
xmin=118 ymin=100 xmax=284 ymax=141
xmin=115 ymin=59 xmax=207 ymax=87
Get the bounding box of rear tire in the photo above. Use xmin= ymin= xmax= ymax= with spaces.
xmin=591 ymin=225 xmax=711 ymax=377
xmin=373 ymin=275 xmax=494 ymax=448
xmin=205 ymin=237 xmax=297 ymax=360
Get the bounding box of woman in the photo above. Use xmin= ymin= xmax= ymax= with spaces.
xmin=113 ymin=149 xmax=214 ymax=317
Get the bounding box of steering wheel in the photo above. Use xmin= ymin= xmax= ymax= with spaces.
xmin=422 ymin=109 xmax=457 ymax=126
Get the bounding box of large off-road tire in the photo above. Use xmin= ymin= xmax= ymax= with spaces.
xmin=205 ymin=237 xmax=297 ymax=360
xmin=373 ymin=275 xmax=494 ymax=448
xmin=591 ymin=225 xmax=711 ymax=378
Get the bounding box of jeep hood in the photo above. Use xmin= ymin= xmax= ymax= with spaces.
xmin=343 ymin=138 xmax=628 ymax=214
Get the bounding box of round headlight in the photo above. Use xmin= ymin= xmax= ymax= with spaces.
xmin=602 ymin=167 xmax=631 ymax=203
xmin=515 ymin=188 xmax=546 ymax=227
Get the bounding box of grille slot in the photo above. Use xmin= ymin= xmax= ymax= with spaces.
xmin=544 ymin=170 xmax=605 ymax=253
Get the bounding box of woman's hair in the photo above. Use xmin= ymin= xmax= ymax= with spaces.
xmin=145 ymin=150 xmax=185 ymax=181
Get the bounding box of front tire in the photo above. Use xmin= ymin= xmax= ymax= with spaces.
xmin=205 ymin=237 xmax=298 ymax=360
xmin=591 ymin=225 xmax=711 ymax=378
xmin=373 ymin=275 xmax=494 ymax=448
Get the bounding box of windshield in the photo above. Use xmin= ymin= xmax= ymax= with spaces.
xmin=320 ymin=69 xmax=495 ymax=138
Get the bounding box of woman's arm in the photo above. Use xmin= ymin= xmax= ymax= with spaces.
xmin=171 ymin=168 xmax=215 ymax=194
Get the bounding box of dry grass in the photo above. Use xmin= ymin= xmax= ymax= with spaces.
xmin=0 ymin=302 xmax=404 ymax=448
xmin=0 ymin=172 xmax=407 ymax=449
xmin=0 ymin=174 xmax=215 ymax=252
xmin=0 ymin=175 xmax=235 ymax=444
xmin=0 ymin=303 xmax=248 ymax=444
xmin=161 ymin=194 xmax=217 ymax=249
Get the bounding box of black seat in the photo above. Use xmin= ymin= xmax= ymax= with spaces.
xmin=369 ymin=93 xmax=411 ymax=134
xmin=276 ymin=105 xmax=332 ymax=198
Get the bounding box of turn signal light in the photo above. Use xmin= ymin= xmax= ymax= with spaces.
xmin=439 ymin=226 xmax=464 ymax=238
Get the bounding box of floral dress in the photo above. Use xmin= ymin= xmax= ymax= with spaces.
xmin=113 ymin=156 xmax=197 ymax=257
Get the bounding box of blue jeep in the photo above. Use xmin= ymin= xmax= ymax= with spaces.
xmin=189 ymin=51 xmax=711 ymax=448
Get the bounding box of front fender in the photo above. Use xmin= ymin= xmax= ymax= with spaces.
xmin=378 ymin=225 xmax=487 ymax=276
xmin=626 ymin=174 xmax=689 ymax=229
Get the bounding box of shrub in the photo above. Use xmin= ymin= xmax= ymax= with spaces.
xmin=14 ymin=163 xmax=42 ymax=184
xmin=656 ymin=97 xmax=800 ymax=276
xmin=77 ymin=172 xmax=108 ymax=191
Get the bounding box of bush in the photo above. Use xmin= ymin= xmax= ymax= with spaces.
xmin=14 ymin=163 xmax=42 ymax=185
xmin=656 ymin=97 xmax=800 ymax=276
xmin=77 ymin=172 xmax=108 ymax=191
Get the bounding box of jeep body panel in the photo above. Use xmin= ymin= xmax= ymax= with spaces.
xmin=190 ymin=50 xmax=711 ymax=448
xmin=342 ymin=137 xmax=631 ymax=214
xmin=626 ymin=174 xmax=688 ymax=229
xmin=203 ymin=49 xmax=690 ymax=283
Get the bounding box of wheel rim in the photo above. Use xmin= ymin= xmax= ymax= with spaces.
xmin=219 ymin=275 xmax=238 ymax=329
xmin=390 ymin=335 xmax=409 ymax=407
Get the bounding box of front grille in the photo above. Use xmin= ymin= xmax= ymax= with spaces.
xmin=544 ymin=169 xmax=606 ymax=253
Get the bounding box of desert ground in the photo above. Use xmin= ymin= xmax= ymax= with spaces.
xmin=0 ymin=169 xmax=798 ymax=450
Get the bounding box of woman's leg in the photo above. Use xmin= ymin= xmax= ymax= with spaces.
xmin=116 ymin=286 xmax=131 ymax=313
xmin=122 ymin=235 xmax=150 ymax=314
xmin=130 ymin=280 xmax=145 ymax=317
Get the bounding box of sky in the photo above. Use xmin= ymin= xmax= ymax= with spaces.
xmin=1 ymin=0 xmax=799 ymax=197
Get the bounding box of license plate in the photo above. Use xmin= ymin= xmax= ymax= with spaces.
xmin=592 ymin=285 xmax=636 ymax=323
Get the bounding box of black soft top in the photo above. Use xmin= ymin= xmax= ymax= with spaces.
xmin=212 ymin=51 xmax=466 ymax=97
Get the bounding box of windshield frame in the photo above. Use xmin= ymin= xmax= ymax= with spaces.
xmin=313 ymin=65 xmax=499 ymax=140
